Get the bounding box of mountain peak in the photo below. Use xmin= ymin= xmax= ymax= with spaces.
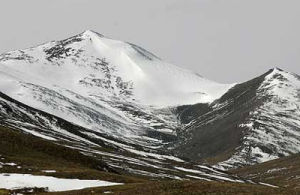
xmin=81 ymin=30 xmax=104 ymax=39
xmin=271 ymin=67 xmax=284 ymax=72
xmin=263 ymin=67 xmax=286 ymax=78
xmin=266 ymin=67 xmax=284 ymax=74
xmin=262 ymin=67 xmax=300 ymax=89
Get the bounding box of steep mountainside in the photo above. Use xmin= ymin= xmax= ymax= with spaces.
xmin=174 ymin=68 xmax=300 ymax=169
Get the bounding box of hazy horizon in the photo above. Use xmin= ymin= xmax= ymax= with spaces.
xmin=1 ymin=0 xmax=300 ymax=83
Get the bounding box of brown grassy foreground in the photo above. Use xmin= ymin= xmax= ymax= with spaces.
xmin=231 ymin=153 xmax=300 ymax=189
xmin=0 ymin=189 xmax=9 ymax=195
xmin=39 ymin=180 xmax=300 ymax=195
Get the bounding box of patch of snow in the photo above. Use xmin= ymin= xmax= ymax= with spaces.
xmin=0 ymin=173 xmax=122 ymax=192
xmin=266 ymin=167 xmax=287 ymax=174
xmin=0 ymin=162 xmax=17 ymax=166
xmin=41 ymin=170 xmax=56 ymax=173
xmin=21 ymin=128 xmax=57 ymax=141
xmin=186 ymin=175 xmax=212 ymax=181
xmin=251 ymin=147 xmax=278 ymax=163
xmin=239 ymin=122 xmax=253 ymax=128
xmin=259 ymin=182 xmax=278 ymax=188
xmin=125 ymin=148 xmax=184 ymax=162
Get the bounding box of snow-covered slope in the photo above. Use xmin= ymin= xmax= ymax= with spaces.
xmin=0 ymin=30 xmax=231 ymax=108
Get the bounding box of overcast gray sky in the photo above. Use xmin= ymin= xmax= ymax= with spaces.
xmin=1 ymin=0 xmax=299 ymax=83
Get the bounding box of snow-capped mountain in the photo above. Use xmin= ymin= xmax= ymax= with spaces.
xmin=1 ymin=30 xmax=300 ymax=181
xmin=0 ymin=30 xmax=235 ymax=180
xmin=0 ymin=30 xmax=232 ymax=146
